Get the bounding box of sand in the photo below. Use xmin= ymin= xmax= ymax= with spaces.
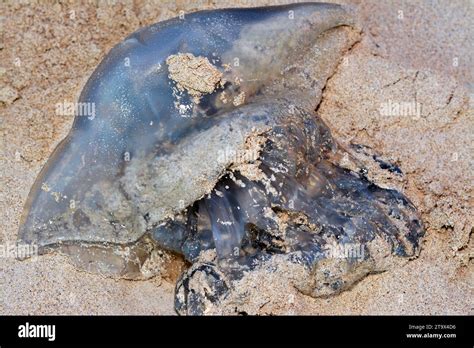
xmin=0 ymin=0 xmax=472 ymax=315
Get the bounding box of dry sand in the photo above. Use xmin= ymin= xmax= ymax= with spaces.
xmin=0 ymin=0 xmax=472 ymax=314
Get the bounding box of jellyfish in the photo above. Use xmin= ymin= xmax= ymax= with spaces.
xmin=18 ymin=3 xmax=424 ymax=315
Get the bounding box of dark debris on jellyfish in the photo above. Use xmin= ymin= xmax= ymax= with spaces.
xmin=18 ymin=3 xmax=424 ymax=315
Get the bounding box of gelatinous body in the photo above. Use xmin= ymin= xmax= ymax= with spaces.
xmin=18 ymin=3 xmax=424 ymax=315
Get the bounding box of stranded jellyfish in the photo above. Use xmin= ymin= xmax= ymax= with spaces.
xmin=18 ymin=3 xmax=424 ymax=315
